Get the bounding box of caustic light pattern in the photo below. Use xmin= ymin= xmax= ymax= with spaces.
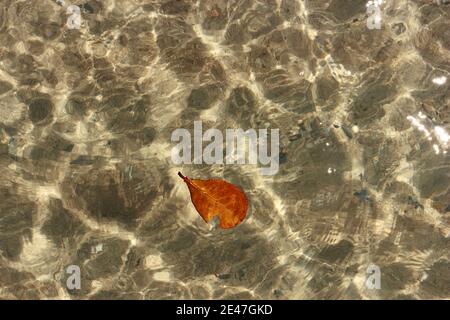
xmin=0 ymin=0 xmax=449 ymax=300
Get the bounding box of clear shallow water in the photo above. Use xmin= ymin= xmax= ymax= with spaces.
xmin=0 ymin=0 xmax=449 ymax=299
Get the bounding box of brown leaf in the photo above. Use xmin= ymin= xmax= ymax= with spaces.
xmin=178 ymin=172 xmax=248 ymax=229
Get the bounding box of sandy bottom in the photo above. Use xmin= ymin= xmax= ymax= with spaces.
xmin=0 ymin=0 xmax=449 ymax=299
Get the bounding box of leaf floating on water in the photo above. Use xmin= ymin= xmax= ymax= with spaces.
xmin=178 ymin=172 xmax=248 ymax=229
